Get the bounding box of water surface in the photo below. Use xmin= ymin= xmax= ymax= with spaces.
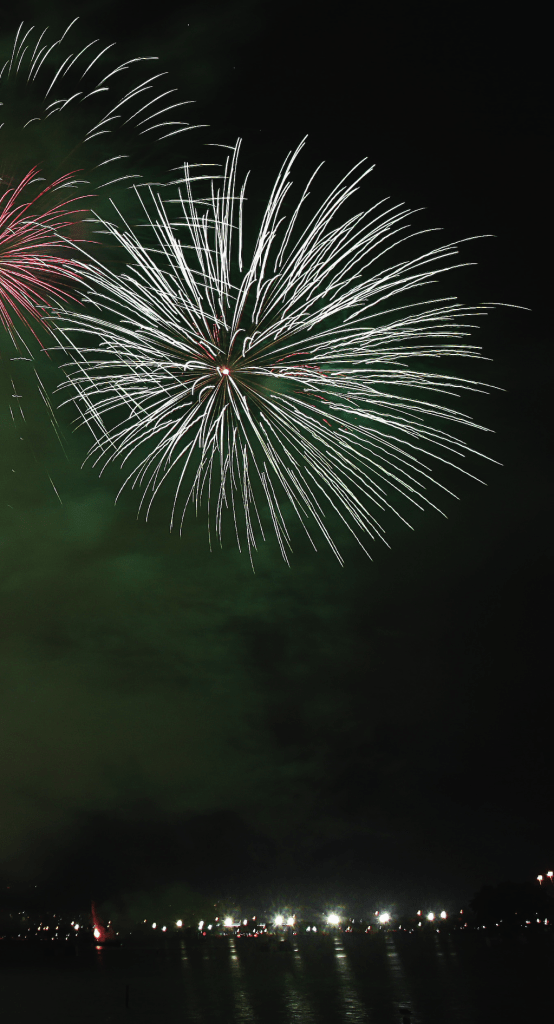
xmin=1 ymin=930 xmax=551 ymax=1022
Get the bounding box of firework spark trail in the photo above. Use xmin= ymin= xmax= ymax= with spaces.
xmin=0 ymin=19 xmax=201 ymax=199
xmin=53 ymin=139 xmax=502 ymax=564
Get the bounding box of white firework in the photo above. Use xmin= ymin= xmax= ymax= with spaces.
xmin=53 ymin=139 xmax=499 ymax=565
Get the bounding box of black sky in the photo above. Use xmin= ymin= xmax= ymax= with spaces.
xmin=0 ymin=0 xmax=550 ymax=921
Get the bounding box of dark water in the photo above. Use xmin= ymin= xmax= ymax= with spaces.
xmin=1 ymin=932 xmax=552 ymax=1023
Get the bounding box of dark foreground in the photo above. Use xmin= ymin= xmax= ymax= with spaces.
xmin=1 ymin=930 xmax=552 ymax=1023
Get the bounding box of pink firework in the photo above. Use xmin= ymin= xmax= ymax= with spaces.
xmin=0 ymin=166 xmax=91 ymax=350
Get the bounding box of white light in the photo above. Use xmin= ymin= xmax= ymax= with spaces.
xmin=537 ymin=875 xmax=544 ymax=883
xmin=274 ymin=915 xmax=284 ymax=927
xmin=221 ymin=367 xmax=230 ymax=375
xmin=440 ymin=911 xmax=447 ymax=919
xmin=93 ymin=927 xmax=101 ymax=939
xmin=162 ymin=926 xmax=167 ymax=932
xmin=243 ymin=919 xmax=248 ymax=926
xmin=176 ymin=920 xmax=183 ymax=928
xmin=327 ymin=914 xmax=340 ymax=926
xmin=378 ymin=912 xmax=390 ymax=924
xmin=198 ymin=921 xmax=204 ymax=929
xmin=427 ymin=912 xmax=435 ymax=921
xmin=224 ymin=917 xmax=233 ymax=928
xmin=73 ymin=924 xmax=79 ymax=931
xmin=286 ymin=916 xmax=295 ymax=927
xmin=207 ymin=924 xmax=213 ymax=930
xmin=152 ymin=923 xmax=157 ymax=929
xmin=306 ymin=926 xmax=311 ymax=932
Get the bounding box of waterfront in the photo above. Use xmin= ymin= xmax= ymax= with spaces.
xmin=1 ymin=930 xmax=552 ymax=1023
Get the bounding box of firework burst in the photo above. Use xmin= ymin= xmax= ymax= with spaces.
xmin=54 ymin=140 xmax=499 ymax=564
xmin=0 ymin=166 xmax=90 ymax=351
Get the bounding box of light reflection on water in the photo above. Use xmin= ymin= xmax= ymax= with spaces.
xmin=1 ymin=931 xmax=552 ymax=1022
xmin=384 ymin=934 xmax=418 ymax=1022
xmin=229 ymin=937 xmax=256 ymax=1023
xmin=333 ymin=935 xmax=369 ymax=1022
xmin=175 ymin=931 xmax=554 ymax=1024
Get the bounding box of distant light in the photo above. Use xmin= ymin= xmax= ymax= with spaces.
xmin=162 ymin=926 xmax=167 ymax=932
xmin=440 ymin=911 xmax=447 ymax=920
xmin=243 ymin=919 xmax=248 ymax=926
xmin=224 ymin=917 xmax=233 ymax=928
xmin=327 ymin=914 xmax=340 ymax=926
xmin=274 ymin=915 xmax=284 ymax=927
xmin=198 ymin=921 xmax=204 ymax=930
xmin=176 ymin=920 xmax=183 ymax=928
xmin=313 ymin=926 xmax=317 ymax=932
xmin=306 ymin=926 xmax=311 ymax=932
xmin=286 ymin=916 xmax=295 ymax=927
xmin=538 ymin=875 xmax=544 ymax=883
xmin=427 ymin=912 xmax=435 ymax=922
xmin=416 ymin=910 xmax=422 ymax=916
xmin=207 ymin=924 xmax=213 ymax=930
xmin=378 ymin=912 xmax=390 ymax=924
xmin=221 ymin=367 xmax=230 ymax=375
xmin=93 ymin=927 xmax=101 ymax=939
xmin=547 ymin=871 xmax=553 ymax=878
xmin=152 ymin=923 xmax=157 ymax=929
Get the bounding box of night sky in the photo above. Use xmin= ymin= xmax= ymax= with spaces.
xmin=1 ymin=0 xmax=550 ymax=924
